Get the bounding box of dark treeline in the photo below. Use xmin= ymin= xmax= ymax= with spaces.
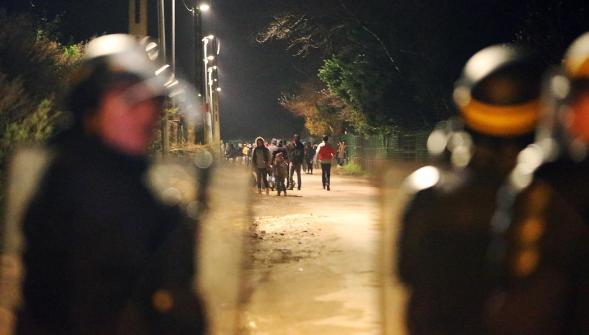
xmin=256 ymin=0 xmax=589 ymax=134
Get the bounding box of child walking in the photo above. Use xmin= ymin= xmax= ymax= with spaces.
xmin=273 ymin=152 xmax=289 ymax=196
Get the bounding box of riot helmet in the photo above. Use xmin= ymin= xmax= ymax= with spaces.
xmin=453 ymin=44 xmax=544 ymax=137
xmin=562 ymin=32 xmax=589 ymax=146
xmin=67 ymin=34 xmax=166 ymax=126
xmin=536 ymin=32 xmax=589 ymax=162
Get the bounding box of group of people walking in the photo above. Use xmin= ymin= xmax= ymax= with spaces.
xmin=394 ymin=33 xmax=589 ymax=335
xmin=246 ymin=135 xmax=337 ymax=195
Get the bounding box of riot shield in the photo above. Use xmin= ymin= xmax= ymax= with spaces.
xmin=196 ymin=164 xmax=252 ymax=335
xmin=379 ymin=161 xmax=424 ymax=335
xmin=0 ymin=147 xmax=53 ymax=334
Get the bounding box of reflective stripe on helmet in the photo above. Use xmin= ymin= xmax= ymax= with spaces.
xmin=460 ymin=98 xmax=540 ymax=136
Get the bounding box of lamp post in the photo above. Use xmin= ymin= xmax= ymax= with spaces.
xmin=157 ymin=0 xmax=169 ymax=154
xmin=213 ymin=75 xmax=221 ymax=145
xmin=202 ymin=35 xmax=220 ymax=146
xmin=183 ymin=1 xmax=210 ymax=145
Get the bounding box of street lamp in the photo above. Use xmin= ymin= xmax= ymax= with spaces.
xmin=202 ymin=34 xmax=221 ymax=146
xmin=182 ymin=0 xmax=211 ymax=144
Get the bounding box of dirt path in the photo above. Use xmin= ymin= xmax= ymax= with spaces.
xmin=241 ymin=172 xmax=381 ymax=334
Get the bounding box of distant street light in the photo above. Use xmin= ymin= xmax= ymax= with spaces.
xmin=201 ymin=34 xmax=221 ymax=146
xmin=140 ymin=37 xmax=160 ymax=61
xmin=155 ymin=64 xmax=170 ymax=76
xmin=181 ymin=0 xmax=212 ymax=144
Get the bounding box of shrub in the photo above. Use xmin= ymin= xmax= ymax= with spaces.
xmin=0 ymin=11 xmax=83 ymax=229
xmin=339 ymin=162 xmax=365 ymax=176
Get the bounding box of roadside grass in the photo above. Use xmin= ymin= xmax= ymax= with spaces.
xmin=335 ymin=162 xmax=366 ymax=176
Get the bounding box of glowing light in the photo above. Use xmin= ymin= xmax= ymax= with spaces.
xmin=207 ymin=55 xmax=215 ymax=61
xmin=216 ymin=87 xmax=222 ymax=92
xmin=516 ymin=144 xmax=544 ymax=175
xmin=427 ymin=130 xmax=447 ymax=155
xmin=447 ymin=131 xmax=472 ymax=151
xmin=451 ymin=146 xmax=471 ymax=168
xmin=164 ymin=79 xmax=179 ymax=89
xmin=198 ymin=3 xmax=210 ymax=12
xmin=510 ymin=169 xmax=533 ymax=190
xmin=453 ymin=86 xmax=471 ymax=107
xmin=155 ymin=64 xmax=170 ymax=76
xmin=551 ymin=75 xmax=570 ymax=99
xmin=144 ymin=41 xmax=159 ymax=61
xmin=406 ymin=166 xmax=440 ymax=191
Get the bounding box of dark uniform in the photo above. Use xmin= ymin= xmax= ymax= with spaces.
xmin=476 ymin=31 xmax=589 ymax=335
xmin=533 ymin=32 xmax=589 ymax=225
xmin=14 ymin=35 xmax=206 ymax=335
xmin=18 ymin=135 xmax=205 ymax=335
xmin=534 ymin=159 xmax=589 ymax=223
xmin=485 ymin=180 xmax=589 ymax=335
xmin=396 ymin=44 xmax=589 ymax=335
xmin=399 ymin=162 xmax=505 ymax=335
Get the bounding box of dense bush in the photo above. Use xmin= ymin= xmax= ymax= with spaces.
xmin=338 ymin=162 xmax=365 ymax=176
xmin=0 ymin=10 xmax=83 ymax=223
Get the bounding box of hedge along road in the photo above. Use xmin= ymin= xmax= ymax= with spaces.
xmin=240 ymin=172 xmax=382 ymax=335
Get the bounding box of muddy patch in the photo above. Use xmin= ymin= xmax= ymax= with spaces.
xmin=249 ymin=214 xmax=328 ymax=269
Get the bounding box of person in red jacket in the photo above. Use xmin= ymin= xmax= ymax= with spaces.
xmin=315 ymin=135 xmax=336 ymax=191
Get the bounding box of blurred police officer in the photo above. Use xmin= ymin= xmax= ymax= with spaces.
xmin=15 ymin=34 xmax=206 ymax=335
xmin=396 ymin=44 xmax=545 ymax=335
xmin=533 ymin=32 xmax=589 ymax=224
xmin=481 ymin=34 xmax=589 ymax=335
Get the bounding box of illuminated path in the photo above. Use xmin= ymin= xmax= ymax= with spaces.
xmin=242 ymin=173 xmax=381 ymax=335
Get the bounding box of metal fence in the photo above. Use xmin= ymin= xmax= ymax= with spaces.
xmin=340 ymin=129 xmax=431 ymax=171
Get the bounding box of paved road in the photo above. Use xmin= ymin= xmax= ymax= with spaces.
xmin=241 ymin=172 xmax=381 ymax=334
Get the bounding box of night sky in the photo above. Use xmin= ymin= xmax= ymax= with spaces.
xmin=1 ymin=0 xmax=588 ymax=141
xmin=209 ymin=0 xmax=310 ymax=141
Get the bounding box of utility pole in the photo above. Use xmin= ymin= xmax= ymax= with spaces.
xmin=211 ymin=37 xmax=221 ymax=146
xmin=202 ymin=33 xmax=224 ymax=148
xmin=194 ymin=9 xmax=205 ymax=145
xmin=128 ymin=0 xmax=148 ymax=37
xmin=156 ymin=0 xmax=169 ymax=155
xmin=129 ymin=0 xmax=170 ymax=155
xmin=202 ymin=36 xmax=212 ymax=145
xmin=157 ymin=0 xmax=167 ymax=63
